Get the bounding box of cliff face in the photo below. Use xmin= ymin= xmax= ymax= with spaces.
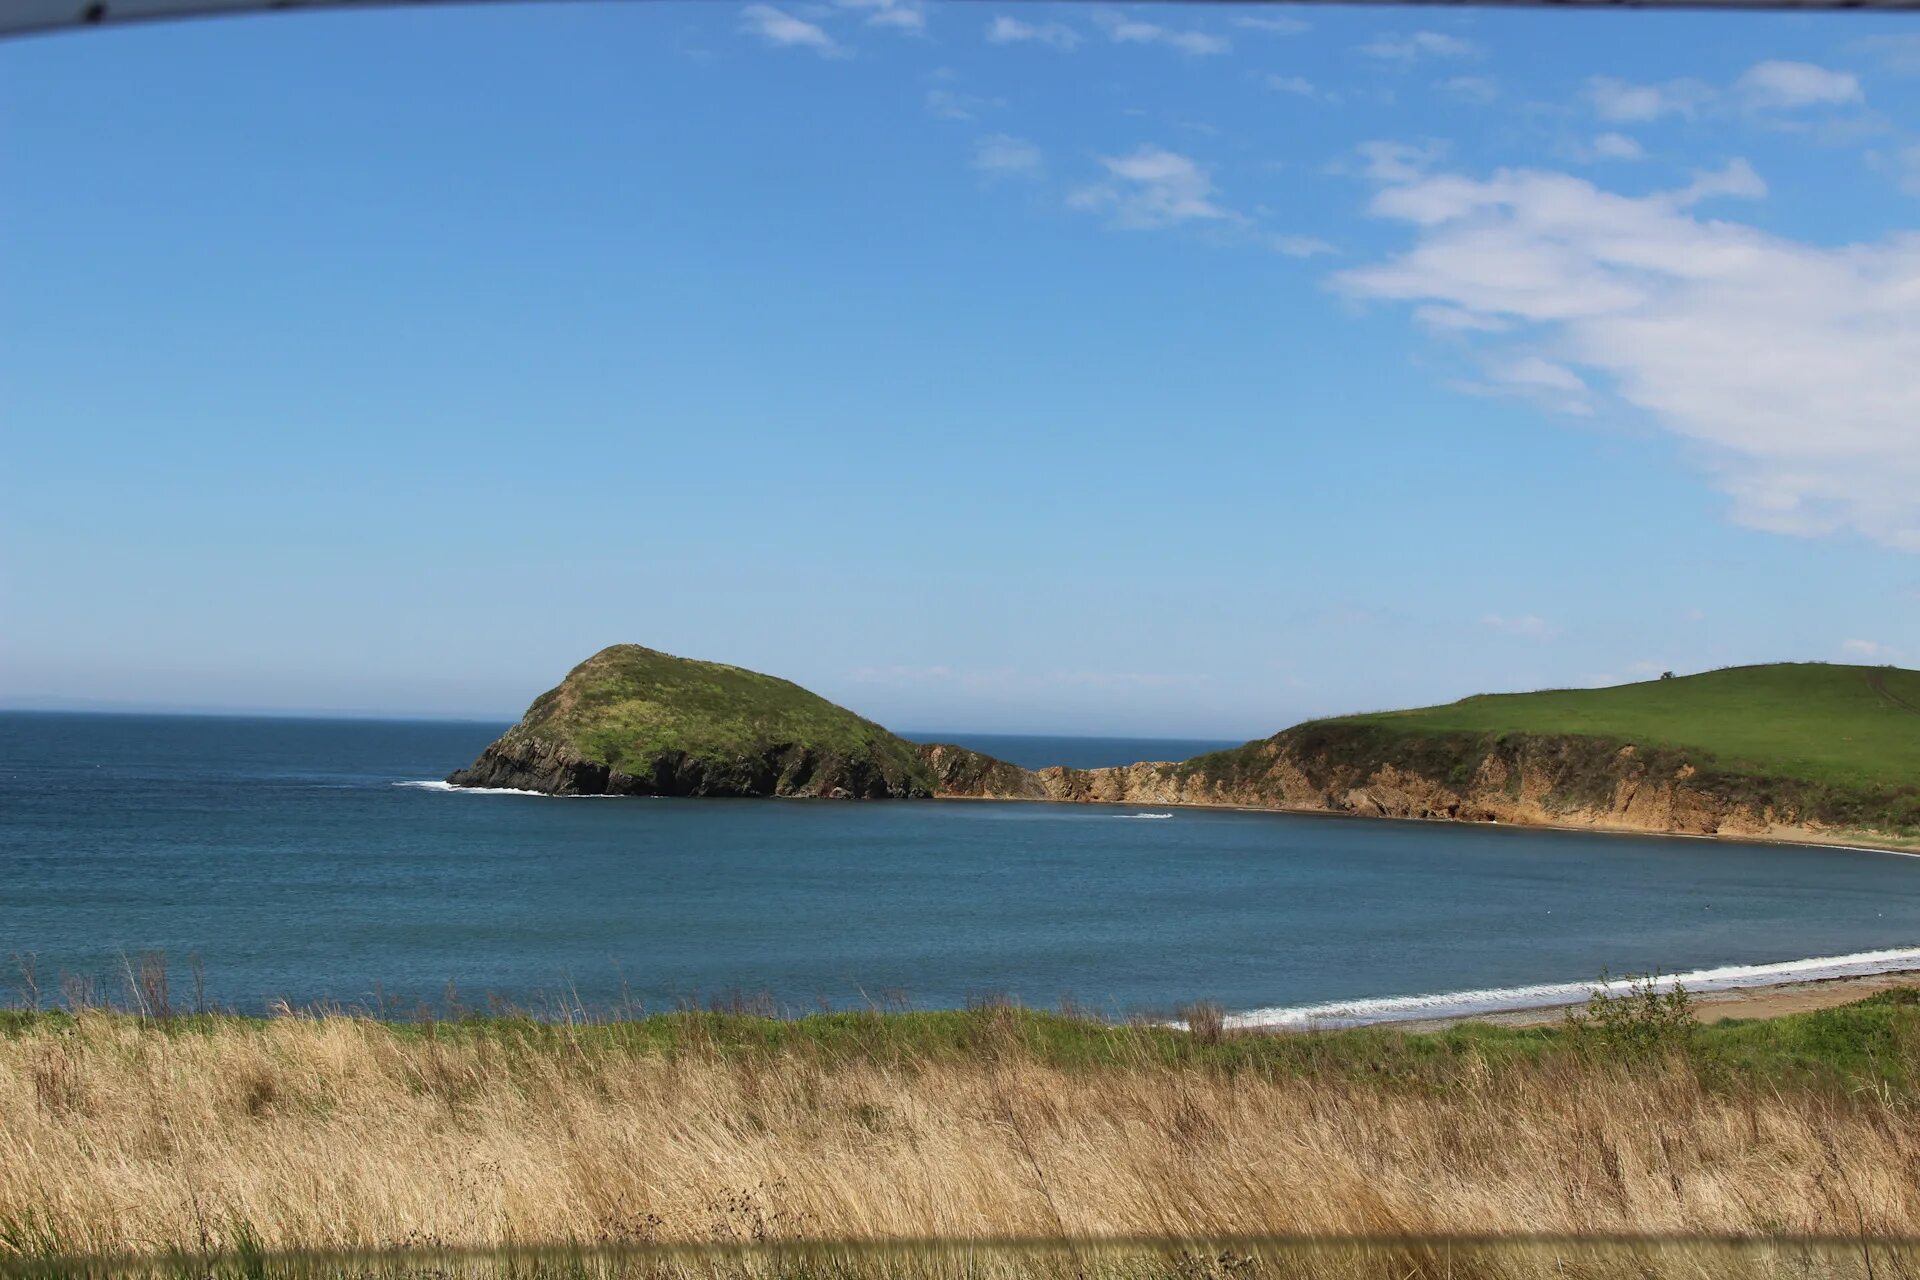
xmin=452 ymin=651 xmax=1914 ymax=844
xmin=453 ymin=730 xmax=932 ymax=798
xmin=916 ymin=742 xmax=1049 ymax=800
xmin=923 ymin=727 xmax=1886 ymax=845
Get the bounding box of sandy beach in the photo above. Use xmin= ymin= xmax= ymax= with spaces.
xmin=1395 ymin=967 xmax=1920 ymax=1032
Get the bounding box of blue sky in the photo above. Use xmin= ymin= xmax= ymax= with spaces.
xmin=3 ymin=1 xmax=1919 ymax=736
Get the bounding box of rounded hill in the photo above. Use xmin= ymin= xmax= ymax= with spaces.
xmin=448 ymin=645 xmax=937 ymax=798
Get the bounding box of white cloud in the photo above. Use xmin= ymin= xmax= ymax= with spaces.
xmin=985 ymin=14 xmax=1080 ymax=50
xmin=1337 ymin=154 xmax=1920 ymax=552
xmin=1843 ymin=638 xmax=1905 ymax=661
xmin=1358 ymin=31 xmax=1480 ymax=63
xmin=1070 ymin=146 xmax=1239 ymax=230
xmin=1093 ymin=9 xmax=1230 ymax=56
xmin=972 ymin=134 xmax=1044 ymax=180
xmin=1870 ymin=144 xmax=1920 ymax=197
xmin=1586 ymin=76 xmax=1712 ymax=123
xmin=1737 ymin=60 xmax=1863 ymax=110
xmin=925 ymin=87 xmax=1002 ymax=120
xmin=1492 ymin=355 xmax=1588 ymax=393
xmin=1590 ymin=132 xmax=1646 ymax=161
xmin=1439 ymin=76 xmax=1499 ymax=105
xmin=834 ymin=0 xmax=926 ymax=33
xmin=1415 ymin=304 xmax=1509 ymax=334
xmin=1353 ymin=139 xmax=1446 ymax=183
xmin=1482 ymin=613 xmax=1560 ymax=639
xmin=1234 ymin=13 xmax=1310 ymax=34
xmin=1584 ymin=64 xmax=1862 ymax=125
xmin=1272 ymin=234 xmax=1337 ymax=258
xmin=1263 ymin=74 xmax=1322 ymax=99
xmin=1672 ymin=157 xmax=1767 ymax=206
xmin=739 ymin=4 xmax=842 ymax=55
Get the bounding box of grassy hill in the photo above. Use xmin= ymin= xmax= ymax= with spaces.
xmin=448 ymin=644 xmax=936 ymax=797
xmin=524 ymin=645 xmax=910 ymax=772
xmin=1333 ymin=663 xmax=1920 ymax=792
xmin=1140 ymin=662 xmax=1920 ymax=841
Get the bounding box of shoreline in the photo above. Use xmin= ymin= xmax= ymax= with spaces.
xmin=1380 ymin=967 xmax=1920 ymax=1033
xmin=927 ymin=789 xmax=1920 ymax=857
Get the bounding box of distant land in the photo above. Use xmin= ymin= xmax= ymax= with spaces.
xmin=450 ymin=645 xmax=1920 ymax=849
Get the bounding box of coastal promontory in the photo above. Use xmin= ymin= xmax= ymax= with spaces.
xmin=447 ymin=644 xmax=940 ymax=798
xmin=453 ymin=647 xmax=1920 ymax=848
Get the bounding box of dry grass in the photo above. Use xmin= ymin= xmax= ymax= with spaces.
xmin=5 ymin=1006 xmax=1920 ymax=1273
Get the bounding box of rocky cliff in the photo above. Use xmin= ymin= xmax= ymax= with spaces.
xmin=925 ymin=724 xmax=1908 ymax=846
xmin=453 ymin=651 xmax=1916 ymax=846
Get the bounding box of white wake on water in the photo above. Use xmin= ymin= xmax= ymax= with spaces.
xmin=1115 ymin=812 xmax=1174 ymax=820
xmin=395 ymin=780 xmax=557 ymax=797
xmin=1229 ymin=945 xmax=1920 ymax=1030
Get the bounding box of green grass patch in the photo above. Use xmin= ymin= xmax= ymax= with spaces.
xmin=17 ymin=989 xmax=1920 ymax=1096
xmin=1332 ymin=662 xmax=1920 ymax=793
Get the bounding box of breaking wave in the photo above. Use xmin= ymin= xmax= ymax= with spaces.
xmin=393 ymin=780 xmax=566 ymax=797
xmin=1229 ymin=945 xmax=1920 ymax=1030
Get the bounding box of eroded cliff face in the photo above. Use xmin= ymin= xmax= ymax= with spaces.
xmin=452 ymin=728 xmax=932 ymax=798
xmin=920 ymin=731 xmax=1868 ymax=844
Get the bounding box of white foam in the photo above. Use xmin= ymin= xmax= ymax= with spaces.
xmin=1115 ymin=812 xmax=1174 ymax=820
xmin=1228 ymin=945 xmax=1920 ymax=1030
xmin=393 ymin=780 xmax=547 ymax=797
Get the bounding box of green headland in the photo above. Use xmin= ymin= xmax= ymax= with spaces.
xmin=452 ymin=649 xmax=1919 ymax=846
xmin=1334 ymin=662 xmax=1920 ymax=793
xmin=448 ymin=644 xmax=936 ymax=798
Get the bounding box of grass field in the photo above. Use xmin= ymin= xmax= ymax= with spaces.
xmin=1330 ymin=663 xmax=1920 ymax=791
xmin=10 ymin=989 xmax=1920 ymax=1270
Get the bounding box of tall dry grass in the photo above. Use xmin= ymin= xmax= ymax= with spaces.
xmin=3 ymin=1008 xmax=1920 ymax=1269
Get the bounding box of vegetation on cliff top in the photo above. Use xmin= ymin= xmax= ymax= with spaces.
xmin=1162 ymin=663 xmax=1920 ymax=836
xmin=1333 ymin=663 xmax=1920 ymax=791
xmin=496 ymin=644 xmax=933 ymax=789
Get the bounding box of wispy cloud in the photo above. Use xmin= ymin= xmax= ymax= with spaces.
xmin=1589 ymin=132 xmax=1646 ymax=161
xmin=925 ymin=86 xmax=1002 ymax=121
xmin=1482 ymin=613 xmax=1560 ymax=640
xmin=1357 ymin=31 xmax=1480 ymax=64
xmin=1337 ymin=150 xmax=1920 ymax=552
xmin=985 ymin=14 xmax=1080 ymax=50
xmin=1093 ymin=9 xmax=1229 ymax=56
xmin=1353 ymin=139 xmax=1447 ymax=183
xmin=1736 ymin=60 xmax=1863 ymax=110
xmin=1585 ymin=76 xmax=1712 ymax=123
xmin=972 ymin=134 xmax=1044 ymax=180
xmin=1873 ymin=144 xmax=1920 ymax=196
xmin=1233 ymin=13 xmax=1310 ymax=34
xmin=1585 ymin=62 xmax=1864 ymax=124
xmin=1438 ymin=76 xmax=1498 ymax=104
xmin=1843 ymin=638 xmax=1906 ymax=662
xmin=834 ymin=0 xmax=926 ymax=34
xmin=1262 ymin=73 xmax=1332 ymax=102
xmin=1228 ymin=12 xmax=1305 ymax=34
xmin=1855 ymin=33 xmax=1920 ymax=74
xmin=1272 ymin=234 xmax=1336 ymax=258
xmin=1070 ymin=146 xmax=1240 ymax=230
xmin=739 ymin=4 xmax=843 ymax=55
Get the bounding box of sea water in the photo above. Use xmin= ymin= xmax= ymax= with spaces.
xmin=4 ymin=711 xmax=1918 ymax=1024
